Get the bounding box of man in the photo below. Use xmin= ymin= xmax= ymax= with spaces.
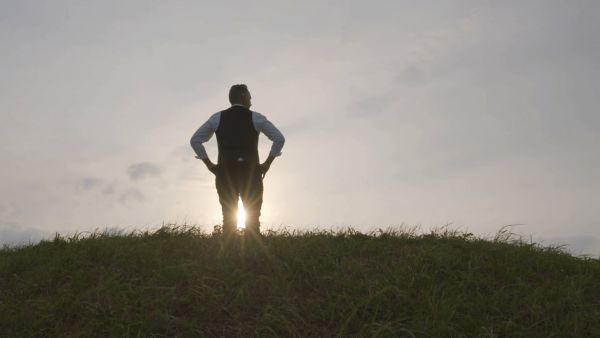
xmin=190 ymin=84 xmax=285 ymax=239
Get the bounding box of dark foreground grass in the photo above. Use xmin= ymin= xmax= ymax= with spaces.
xmin=1 ymin=224 xmax=599 ymax=337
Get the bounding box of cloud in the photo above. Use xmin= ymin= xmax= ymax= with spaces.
xmin=127 ymin=162 xmax=161 ymax=181
xmin=1 ymin=0 xmax=599 ymax=242
xmin=118 ymin=188 xmax=144 ymax=205
xmin=79 ymin=177 xmax=103 ymax=190
xmin=544 ymin=235 xmax=600 ymax=258
xmin=0 ymin=221 xmax=51 ymax=248
xmin=102 ymin=180 xmax=117 ymax=195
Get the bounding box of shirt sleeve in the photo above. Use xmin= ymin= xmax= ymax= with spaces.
xmin=252 ymin=111 xmax=285 ymax=157
xmin=190 ymin=112 xmax=221 ymax=160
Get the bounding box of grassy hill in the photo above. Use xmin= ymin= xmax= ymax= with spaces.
xmin=1 ymin=224 xmax=599 ymax=337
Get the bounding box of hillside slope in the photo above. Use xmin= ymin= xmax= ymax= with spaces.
xmin=1 ymin=225 xmax=599 ymax=337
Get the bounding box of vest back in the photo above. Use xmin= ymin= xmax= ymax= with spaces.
xmin=215 ymin=106 xmax=259 ymax=164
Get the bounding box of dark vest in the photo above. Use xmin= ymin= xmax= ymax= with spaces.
xmin=215 ymin=105 xmax=259 ymax=165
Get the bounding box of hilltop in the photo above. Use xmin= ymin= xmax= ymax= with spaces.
xmin=1 ymin=225 xmax=599 ymax=337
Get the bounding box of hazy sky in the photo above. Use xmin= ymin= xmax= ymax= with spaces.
xmin=2 ymin=0 xmax=599 ymax=256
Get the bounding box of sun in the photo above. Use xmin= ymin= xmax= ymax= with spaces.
xmin=237 ymin=198 xmax=246 ymax=229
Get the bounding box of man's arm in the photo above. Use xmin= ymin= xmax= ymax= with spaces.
xmin=253 ymin=112 xmax=285 ymax=178
xmin=190 ymin=112 xmax=220 ymax=174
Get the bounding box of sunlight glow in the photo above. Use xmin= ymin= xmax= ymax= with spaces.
xmin=237 ymin=198 xmax=246 ymax=229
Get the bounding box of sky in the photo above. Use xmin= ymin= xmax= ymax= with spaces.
xmin=1 ymin=0 xmax=599 ymax=257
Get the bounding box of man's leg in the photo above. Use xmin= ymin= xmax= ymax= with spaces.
xmin=216 ymin=167 xmax=238 ymax=237
xmin=241 ymin=164 xmax=263 ymax=237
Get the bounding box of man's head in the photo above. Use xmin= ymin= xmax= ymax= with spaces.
xmin=229 ymin=84 xmax=252 ymax=108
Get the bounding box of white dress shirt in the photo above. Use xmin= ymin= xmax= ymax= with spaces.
xmin=190 ymin=104 xmax=285 ymax=160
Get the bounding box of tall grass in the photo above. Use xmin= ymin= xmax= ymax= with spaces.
xmin=1 ymin=224 xmax=598 ymax=337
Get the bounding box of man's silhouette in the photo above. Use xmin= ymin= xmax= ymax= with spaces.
xmin=190 ymin=84 xmax=285 ymax=239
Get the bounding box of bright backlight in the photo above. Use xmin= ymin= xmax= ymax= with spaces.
xmin=237 ymin=198 xmax=246 ymax=229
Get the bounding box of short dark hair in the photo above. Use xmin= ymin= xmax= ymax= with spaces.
xmin=229 ymin=84 xmax=249 ymax=104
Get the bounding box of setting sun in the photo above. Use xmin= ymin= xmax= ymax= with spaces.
xmin=237 ymin=198 xmax=246 ymax=229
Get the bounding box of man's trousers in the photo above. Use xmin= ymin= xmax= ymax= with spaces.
xmin=215 ymin=160 xmax=263 ymax=236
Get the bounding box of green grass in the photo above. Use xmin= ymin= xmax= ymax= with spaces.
xmin=1 ymin=224 xmax=599 ymax=337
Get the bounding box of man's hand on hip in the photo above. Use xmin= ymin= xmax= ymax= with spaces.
xmin=259 ymin=162 xmax=271 ymax=179
xmin=260 ymin=155 xmax=276 ymax=179
xmin=202 ymin=158 xmax=218 ymax=175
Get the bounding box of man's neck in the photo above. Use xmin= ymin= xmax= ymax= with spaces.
xmin=232 ymin=103 xmax=249 ymax=108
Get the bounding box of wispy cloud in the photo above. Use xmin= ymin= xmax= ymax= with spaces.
xmin=79 ymin=177 xmax=103 ymax=190
xmin=0 ymin=221 xmax=51 ymax=247
xmin=1 ymin=1 xmax=599 ymax=241
xmin=127 ymin=162 xmax=161 ymax=181
xmin=119 ymin=188 xmax=144 ymax=205
xmin=102 ymin=180 xmax=117 ymax=195
xmin=544 ymin=235 xmax=600 ymax=258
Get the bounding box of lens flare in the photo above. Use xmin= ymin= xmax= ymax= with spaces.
xmin=237 ymin=198 xmax=246 ymax=229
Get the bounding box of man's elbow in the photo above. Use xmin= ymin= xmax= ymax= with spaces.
xmin=190 ymin=136 xmax=198 ymax=149
xmin=275 ymin=135 xmax=285 ymax=156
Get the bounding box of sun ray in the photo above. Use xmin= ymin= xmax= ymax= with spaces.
xmin=237 ymin=198 xmax=246 ymax=229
